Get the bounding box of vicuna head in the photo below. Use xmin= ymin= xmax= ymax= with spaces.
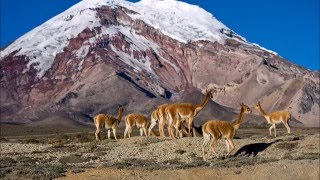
xmin=255 ymin=101 xmax=261 ymax=110
xmin=240 ymin=103 xmax=252 ymax=114
xmin=118 ymin=105 xmax=124 ymax=113
xmin=205 ymin=89 xmax=213 ymax=99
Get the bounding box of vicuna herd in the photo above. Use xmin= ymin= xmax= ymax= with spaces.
xmin=94 ymin=88 xmax=292 ymax=160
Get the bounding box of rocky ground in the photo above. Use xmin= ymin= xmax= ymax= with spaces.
xmin=0 ymin=124 xmax=319 ymax=179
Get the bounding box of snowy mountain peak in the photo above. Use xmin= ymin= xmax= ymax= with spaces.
xmin=1 ymin=0 xmax=272 ymax=79
xmin=131 ymin=0 xmax=231 ymax=43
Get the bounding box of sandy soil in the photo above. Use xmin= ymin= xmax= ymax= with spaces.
xmin=60 ymin=160 xmax=319 ymax=180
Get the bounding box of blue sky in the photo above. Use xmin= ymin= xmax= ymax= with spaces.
xmin=1 ymin=0 xmax=319 ymax=70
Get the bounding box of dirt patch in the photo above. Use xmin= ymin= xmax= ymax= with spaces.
xmin=275 ymin=142 xmax=298 ymax=150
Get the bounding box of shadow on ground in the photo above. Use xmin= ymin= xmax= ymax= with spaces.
xmin=234 ymin=140 xmax=281 ymax=157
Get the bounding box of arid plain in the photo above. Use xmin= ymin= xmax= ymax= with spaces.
xmin=0 ymin=121 xmax=319 ymax=180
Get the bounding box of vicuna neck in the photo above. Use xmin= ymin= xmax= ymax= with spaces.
xmin=257 ymin=105 xmax=267 ymax=116
xmin=232 ymin=107 xmax=245 ymax=130
xmin=117 ymin=109 xmax=123 ymax=122
xmin=196 ymin=93 xmax=211 ymax=112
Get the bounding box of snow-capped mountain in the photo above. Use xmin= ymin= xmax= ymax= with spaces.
xmin=1 ymin=0 xmax=319 ymax=126
xmin=1 ymin=0 xmax=246 ymax=79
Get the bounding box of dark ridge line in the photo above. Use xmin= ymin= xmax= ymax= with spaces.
xmin=116 ymin=72 xmax=156 ymax=98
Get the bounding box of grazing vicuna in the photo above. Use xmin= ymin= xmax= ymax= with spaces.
xmin=255 ymin=102 xmax=291 ymax=137
xmin=94 ymin=105 xmax=124 ymax=141
xmin=124 ymin=113 xmax=149 ymax=138
xmin=166 ymin=89 xmax=213 ymax=139
xmin=180 ymin=121 xmax=202 ymax=137
xmin=202 ymin=103 xmax=251 ymax=160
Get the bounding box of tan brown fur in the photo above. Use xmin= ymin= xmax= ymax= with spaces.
xmin=255 ymin=102 xmax=291 ymax=137
xmin=202 ymin=103 xmax=251 ymax=160
xmin=166 ymin=90 xmax=213 ymax=139
xmin=148 ymin=104 xmax=170 ymax=137
xmin=157 ymin=104 xmax=170 ymax=137
xmin=124 ymin=113 xmax=149 ymax=138
xmin=94 ymin=105 xmax=124 ymax=141
xmin=149 ymin=104 xmax=200 ymax=138
xmin=148 ymin=109 xmax=160 ymax=136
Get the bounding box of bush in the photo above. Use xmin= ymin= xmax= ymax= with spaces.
xmin=59 ymin=154 xmax=88 ymax=164
xmin=175 ymin=149 xmax=186 ymax=155
xmin=25 ymin=138 xmax=40 ymax=144
xmin=0 ymin=157 xmax=16 ymax=168
xmin=0 ymin=168 xmax=12 ymax=178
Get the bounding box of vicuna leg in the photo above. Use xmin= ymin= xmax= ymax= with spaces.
xmin=112 ymin=128 xmax=117 ymax=141
xmin=128 ymin=127 xmax=133 ymax=138
xmin=210 ymin=137 xmax=219 ymax=158
xmin=283 ymin=121 xmax=291 ymax=134
xmin=95 ymin=125 xmax=101 ymax=141
xmin=226 ymin=138 xmax=235 ymax=157
xmin=202 ymin=132 xmax=210 ymax=160
xmin=273 ymin=124 xmax=277 ymax=137
xmin=148 ymin=120 xmax=157 ymax=136
xmin=167 ymin=112 xmax=176 ymax=139
xmin=188 ymin=118 xmax=193 ymax=137
xmin=269 ymin=125 xmax=274 ymax=136
xmin=140 ymin=128 xmax=143 ymax=136
xmin=192 ymin=127 xmax=197 ymax=137
xmin=175 ymin=120 xmax=182 ymax=138
xmin=124 ymin=126 xmax=129 ymax=139
xmin=225 ymin=139 xmax=230 ymax=155
xmin=107 ymin=130 xmax=111 ymax=139
xmin=159 ymin=122 xmax=165 ymax=138
xmin=159 ymin=125 xmax=163 ymax=138
xmin=143 ymin=127 xmax=148 ymax=137
xmin=168 ymin=125 xmax=175 ymax=139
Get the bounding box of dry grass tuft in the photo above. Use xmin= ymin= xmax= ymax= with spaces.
xmin=59 ymin=154 xmax=88 ymax=164
xmin=25 ymin=138 xmax=41 ymax=144
xmin=175 ymin=149 xmax=186 ymax=154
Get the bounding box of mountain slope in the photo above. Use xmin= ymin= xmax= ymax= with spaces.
xmin=1 ymin=0 xmax=319 ymax=126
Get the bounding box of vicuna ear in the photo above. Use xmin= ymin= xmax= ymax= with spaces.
xmin=205 ymin=86 xmax=212 ymax=93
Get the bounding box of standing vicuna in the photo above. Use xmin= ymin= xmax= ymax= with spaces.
xmin=124 ymin=113 xmax=149 ymax=138
xmin=148 ymin=104 xmax=200 ymax=138
xmin=202 ymin=103 xmax=251 ymax=160
xmin=148 ymin=104 xmax=170 ymax=137
xmin=94 ymin=105 xmax=124 ymax=141
xmin=255 ymin=102 xmax=291 ymax=137
xmin=166 ymin=89 xmax=213 ymax=139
